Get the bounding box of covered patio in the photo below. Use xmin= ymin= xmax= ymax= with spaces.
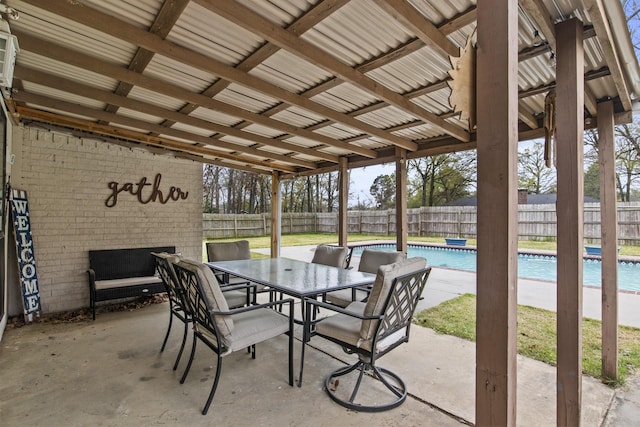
xmin=0 ymin=261 xmax=620 ymax=426
xmin=0 ymin=0 xmax=639 ymax=425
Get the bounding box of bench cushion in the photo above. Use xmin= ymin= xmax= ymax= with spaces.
xmin=95 ymin=276 xmax=162 ymax=290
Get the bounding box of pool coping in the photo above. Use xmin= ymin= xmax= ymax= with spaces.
xmin=347 ymin=240 xmax=640 ymax=264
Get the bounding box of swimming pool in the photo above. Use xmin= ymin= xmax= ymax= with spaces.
xmin=350 ymin=244 xmax=640 ymax=292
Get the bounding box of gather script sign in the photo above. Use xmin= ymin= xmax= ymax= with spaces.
xmin=105 ymin=173 xmax=189 ymax=207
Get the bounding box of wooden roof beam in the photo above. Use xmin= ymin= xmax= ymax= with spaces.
xmin=13 ymin=31 xmax=376 ymax=159
xmin=15 ymin=65 xmax=340 ymax=164
xmin=103 ymin=0 xmax=190 ymax=115
xmin=200 ymin=0 xmax=470 ymax=144
xmin=16 ymin=106 xmax=298 ymax=173
xmin=13 ymin=91 xmax=314 ymax=171
xmin=374 ymin=0 xmax=460 ymax=58
xmin=585 ymin=0 xmax=632 ymax=111
xmin=26 ymin=0 xmax=409 ymax=153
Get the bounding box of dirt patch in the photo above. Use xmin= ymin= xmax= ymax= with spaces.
xmin=6 ymin=294 xmax=168 ymax=329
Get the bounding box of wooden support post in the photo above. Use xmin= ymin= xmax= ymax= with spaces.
xmin=598 ymin=99 xmax=618 ymax=382
xmin=338 ymin=157 xmax=348 ymax=246
xmin=476 ymin=1 xmax=519 ymax=425
xmin=555 ymin=17 xmax=584 ymax=426
xmin=270 ymin=171 xmax=281 ymax=258
xmin=396 ymin=147 xmax=408 ymax=252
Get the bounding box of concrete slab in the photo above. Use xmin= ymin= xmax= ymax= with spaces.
xmin=0 ymin=304 xmax=461 ymax=426
xmin=1 ymin=242 xmax=636 ymax=425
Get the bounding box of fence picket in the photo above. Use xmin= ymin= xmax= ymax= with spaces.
xmin=203 ymin=202 xmax=640 ymax=244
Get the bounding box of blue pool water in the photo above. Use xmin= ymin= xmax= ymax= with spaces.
xmin=351 ymin=244 xmax=640 ymax=292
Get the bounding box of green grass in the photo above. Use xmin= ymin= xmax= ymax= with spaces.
xmin=414 ymin=294 xmax=640 ymax=386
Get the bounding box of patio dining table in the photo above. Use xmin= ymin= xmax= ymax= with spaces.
xmin=207 ymin=257 xmax=376 ymax=385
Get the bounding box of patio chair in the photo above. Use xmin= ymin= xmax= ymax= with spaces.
xmin=311 ymin=244 xmax=350 ymax=268
xmin=304 ymin=258 xmax=431 ymax=412
xmin=324 ymin=248 xmax=406 ymax=308
xmin=206 ymin=240 xmax=251 ymax=283
xmin=153 ymin=253 xmax=253 ymax=372
xmin=172 ymin=258 xmax=294 ymax=415
xmin=152 ymin=252 xmax=189 ymax=371
xmin=207 ymin=240 xmax=271 ymax=300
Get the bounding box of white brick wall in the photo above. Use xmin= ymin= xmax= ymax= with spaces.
xmin=10 ymin=126 xmax=203 ymax=314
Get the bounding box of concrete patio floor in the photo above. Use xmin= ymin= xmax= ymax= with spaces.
xmin=1 ymin=244 xmax=638 ymax=426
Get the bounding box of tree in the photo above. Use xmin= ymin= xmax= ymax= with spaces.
xmin=584 ymin=162 xmax=600 ymax=199
xmin=408 ymin=153 xmax=475 ymax=207
xmin=370 ymin=174 xmax=396 ymax=209
xmin=623 ymin=0 xmax=640 ymax=56
xmin=518 ymin=141 xmax=556 ymax=194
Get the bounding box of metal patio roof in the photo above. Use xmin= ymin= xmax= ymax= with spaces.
xmin=2 ymin=0 xmax=639 ymax=177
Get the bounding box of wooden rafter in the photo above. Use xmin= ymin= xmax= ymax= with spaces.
xmin=15 ymin=65 xmax=340 ymax=164
xmin=520 ymin=0 xmax=600 ymax=115
xmin=197 ymin=0 xmax=470 ymax=143
xmin=16 ymin=106 xmax=296 ymax=173
xmin=12 ymin=31 xmax=376 ymax=160
xmin=158 ymin=0 xmax=350 ymax=131
xmin=585 ymin=0 xmax=632 ymax=111
xmin=13 ymin=91 xmax=317 ymax=170
xmin=25 ymin=0 xmax=416 ymax=151
xmin=374 ymin=0 xmax=459 ymax=58
xmin=103 ymin=0 xmax=190 ymax=117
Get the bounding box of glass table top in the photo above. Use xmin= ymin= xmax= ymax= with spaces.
xmin=207 ymin=258 xmax=376 ymax=297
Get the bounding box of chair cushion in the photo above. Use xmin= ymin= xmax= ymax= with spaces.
xmin=223 ymin=289 xmax=248 ymax=309
xmin=311 ymin=245 xmax=348 ymax=268
xmin=316 ymin=302 xmax=366 ymax=347
xmin=95 ymin=276 xmax=162 ymax=290
xmin=357 ymin=249 xmax=406 ymax=274
xmin=324 ymin=288 xmax=369 ymax=308
xmin=177 ymin=259 xmax=234 ymax=337
xmin=223 ymin=308 xmax=290 ymax=353
xmin=206 ymin=240 xmax=251 ymax=262
xmin=359 ymin=257 xmax=426 ymax=346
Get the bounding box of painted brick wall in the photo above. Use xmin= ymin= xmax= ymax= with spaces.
xmin=9 ymin=126 xmax=203 ymax=314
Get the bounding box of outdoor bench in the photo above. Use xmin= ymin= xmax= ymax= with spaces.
xmin=87 ymin=246 xmax=175 ymax=320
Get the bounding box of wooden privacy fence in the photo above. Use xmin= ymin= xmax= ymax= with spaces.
xmin=203 ymin=202 xmax=640 ymax=244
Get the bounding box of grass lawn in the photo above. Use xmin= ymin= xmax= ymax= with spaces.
xmin=414 ymin=294 xmax=640 ymax=386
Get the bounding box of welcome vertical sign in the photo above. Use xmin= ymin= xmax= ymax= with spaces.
xmin=10 ymin=189 xmax=41 ymax=321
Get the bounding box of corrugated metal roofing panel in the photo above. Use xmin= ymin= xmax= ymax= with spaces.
xmin=169 ymin=122 xmax=216 ymax=138
xmin=250 ymin=50 xmax=332 ymax=93
xmin=301 ymin=0 xmax=413 ymax=66
xmin=367 ymin=47 xmax=452 ymax=93
xmin=235 ymin=0 xmax=316 ymax=26
xmin=169 ymin=1 xmax=265 ymax=66
xmin=190 ymin=107 xmax=243 ymax=128
xmin=270 ymin=106 xmax=327 ymax=127
xmin=144 ymin=55 xmax=219 ymax=93
xmin=312 ymin=124 xmax=363 ymax=140
xmin=8 ymin=1 xmax=136 ymax=65
xmin=80 ymin=0 xmax=161 ymax=29
xmin=310 ymin=84 xmax=376 ymax=113
xmin=116 ymin=107 xmax=165 ymax=126
xmin=127 ymin=86 xmax=185 ymax=112
xmin=17 ymin=52 xmax=118 ymax=92
xmin=214 ymin=84 xmax=279 ymax=113
xmin=21 ymin=81 xmax=106 ymax=110
xmin=239 ymin=123 xmax=286 ymax=139
xmin=356 ymin=105 xmax=416 ymax=129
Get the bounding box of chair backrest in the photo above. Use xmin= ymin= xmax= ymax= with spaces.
xmin=206 ymin=240 xmax=251 ymax=262
xmin=151 ymin=252 xmax=182 ymax=300
xmin=359 ymin=257 xmax=429 ymax=349
xmin=311 ymin=245 xmax=348 ymax=268
xmin=357 ymin=248 xmax=407 ymax=274
xmin=173 ymin=259 xmax=234 ymax=340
